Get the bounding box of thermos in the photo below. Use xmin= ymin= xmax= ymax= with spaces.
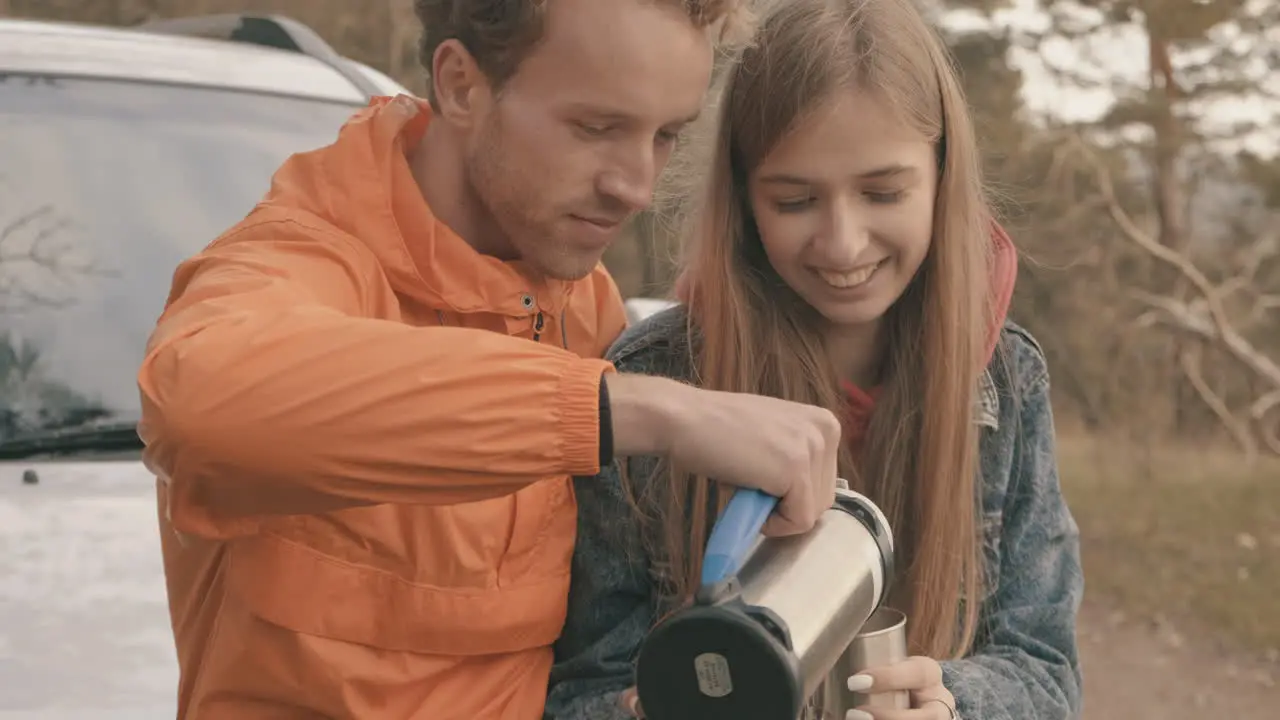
xmin=634 ymin=483 xmax=896 ymax=720
xmin=809 ymin=606 xmax=911 ymax=716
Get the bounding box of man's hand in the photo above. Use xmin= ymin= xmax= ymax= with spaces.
xmin=605 ymin=373 xmax=840 ymax=536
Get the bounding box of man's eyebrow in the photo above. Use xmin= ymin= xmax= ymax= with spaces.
xmin=562 ymin=102 xmax=631 ymax=120
xmin=563 ymin=103 xmax=699 ymax=128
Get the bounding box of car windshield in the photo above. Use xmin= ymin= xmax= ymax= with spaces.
xmin=0 ymin=75 xmax=361 ymax=440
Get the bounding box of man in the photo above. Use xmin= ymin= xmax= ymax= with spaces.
xmin=137 ymin=0 xmax=841 ymax=717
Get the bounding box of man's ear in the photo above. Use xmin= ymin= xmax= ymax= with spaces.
xmin=431 ymin=39 xmax=492 ymax=129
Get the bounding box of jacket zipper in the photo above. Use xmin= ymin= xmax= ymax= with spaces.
xmin=532 ymin=311 xmax=545 ymax=342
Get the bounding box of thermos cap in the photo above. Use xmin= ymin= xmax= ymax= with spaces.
xmin=635 ymin=603 xmax=803 ymax=720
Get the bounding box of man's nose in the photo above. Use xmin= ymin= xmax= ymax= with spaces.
xmin=597 ymin=145 xmax=659 ymax=213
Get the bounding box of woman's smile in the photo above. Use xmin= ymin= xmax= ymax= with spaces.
xmin=813 ymin=257 xmax=888 ymax=290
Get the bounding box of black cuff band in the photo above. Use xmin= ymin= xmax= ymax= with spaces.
xmin=598 ymin=373 xmax=614 ymax=468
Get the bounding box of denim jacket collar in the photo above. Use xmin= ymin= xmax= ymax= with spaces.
xmin=975 ymin=370 xmax=1000 ymax=429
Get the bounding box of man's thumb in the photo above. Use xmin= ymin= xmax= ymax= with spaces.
xmin=761 ymin=513 xmax=803 ymax=537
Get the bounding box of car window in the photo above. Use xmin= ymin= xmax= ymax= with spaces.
xmin=0 ymin=75 xmax=363 ymax=438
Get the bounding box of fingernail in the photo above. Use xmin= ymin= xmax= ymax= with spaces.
xmin=845 ymin=710 xmax=873 ymax=720
xmin=846 ymin=673 xmax=874 ymax=692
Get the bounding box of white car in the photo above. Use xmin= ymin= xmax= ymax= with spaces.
xmin=623 ymin=297 xmax=679 ymax=325
xmin=0 ymin=14 xmax=408 ymax=719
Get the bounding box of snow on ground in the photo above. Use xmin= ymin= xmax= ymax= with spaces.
xmin=0 ymin=460 xmax=177 ymax=719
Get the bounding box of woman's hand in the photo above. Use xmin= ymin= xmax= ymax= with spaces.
xmin=846 ymin=656 xmax=957 ymax=720
xmin=616 ymin=655 xmax=958 ymax=720
xmin=618 ymin=686 xmax=643 ymax=718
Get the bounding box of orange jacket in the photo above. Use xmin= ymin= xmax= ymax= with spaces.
xmin=137 ymin=95 xmax=628 ymax=720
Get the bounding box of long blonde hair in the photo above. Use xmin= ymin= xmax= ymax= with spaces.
xmin=636 ymin=0 xmax=994 ymax=660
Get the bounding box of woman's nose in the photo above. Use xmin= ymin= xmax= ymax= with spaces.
xmin=819 ymin=202 xmax=870 ymax=266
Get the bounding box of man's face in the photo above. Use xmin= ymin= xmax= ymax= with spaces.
xmin=466 ymin=0 xmax=713 ymax=281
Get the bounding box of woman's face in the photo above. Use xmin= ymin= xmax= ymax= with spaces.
xmin=748 ymin=86 xmax=938 ymax=329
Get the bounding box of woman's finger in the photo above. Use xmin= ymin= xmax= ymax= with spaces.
xmin=844 ymin=706 xmax=933 ymax=720
xmin=916 ymin=698 xmax=958 ymax=719
xmin=617 ymin=687 xmax=644 ymax=718
xmin=848 ymin=655 xmax=944 ymax=692
xmin=910 ymin=685 xmax=956 ymax=706
xmin=911 ymin=680 xmax=956 ymax=717
xmin=846 ymin=699 xmax=954 ymax=720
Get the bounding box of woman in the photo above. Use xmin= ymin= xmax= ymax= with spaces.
xmin=545 ymin=0 xmax=1083 ymax=718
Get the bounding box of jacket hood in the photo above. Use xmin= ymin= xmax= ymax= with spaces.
xmin=984 ymin=221 xmax=1018 ymax=362
xmin=842 ymin=221 xmax=1019 ymax=443
xmin=258 ymin=95 xmax=573 ymax=317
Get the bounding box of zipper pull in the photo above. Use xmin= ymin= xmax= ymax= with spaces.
xmin=532 ymin=311 xmax=545 ymax=342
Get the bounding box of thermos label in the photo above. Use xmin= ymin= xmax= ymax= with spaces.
xmin=693 ymin=652 xmax=734 ymax=697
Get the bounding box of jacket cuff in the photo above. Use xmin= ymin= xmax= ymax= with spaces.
xmin=556 ymin=358 xmax=616 ymax=475
xmin=598 ymin=372 xmax=614 ymax=468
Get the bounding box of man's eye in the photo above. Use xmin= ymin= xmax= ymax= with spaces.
xmin=576 ymin=122 xmax=610 ymax=136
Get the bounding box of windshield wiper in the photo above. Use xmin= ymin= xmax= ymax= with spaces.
xmin=0 ymin=415 xmax=143 ymax=459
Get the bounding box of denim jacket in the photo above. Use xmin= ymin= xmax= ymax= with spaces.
xmin=545 ymin=306 xmax=1084 ymax=720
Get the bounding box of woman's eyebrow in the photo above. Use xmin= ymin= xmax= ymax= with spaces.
xmin=756 ymin=172 xmax=813 ymax=185
xmin=858 ymin=163 xmax=917 ymax=180
xmin=757 ymin=164 xmax=919 ymax=186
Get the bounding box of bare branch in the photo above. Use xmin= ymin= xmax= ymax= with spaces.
xmin=1129 ymin=290 xmax=1213 ymax=334
xmin=1 ymin=205 xmax=57 ymax=243
xmin=0 ymin=202 xmax=104 ymax=312
xmin=1072 ymin=131 xmax=1280 ymax=456
xmin=1257 ymin=295 xmax=1280 ymax=316
xmin=1130 ymin=289 xmax=1280 ymax=386
xmin=1252 ymin=391 xmax=1280 ymax=456
xmin=1070 ymin=135 xmax=1221 ymax=297
xmin=1073 ymin=134 xmax=1280 ymax=371
xmin=1179 ymin=343 xmax=1258 ymax=463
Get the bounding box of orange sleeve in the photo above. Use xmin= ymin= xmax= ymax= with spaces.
xmin=137 ymin=222 xmax=613 ymax=538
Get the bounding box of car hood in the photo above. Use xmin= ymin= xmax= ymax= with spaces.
xmin=0 ymin=459 xmax=176 ymax=719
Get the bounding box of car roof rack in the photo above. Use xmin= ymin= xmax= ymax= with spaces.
xmin=137 ymin=14 xmax=384 ymax=99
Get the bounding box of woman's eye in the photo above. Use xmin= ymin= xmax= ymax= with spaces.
xmin=775 ymin=197 xmax=815 ymax=212
xmin=865 ymin=190 xmax=905 ymax=205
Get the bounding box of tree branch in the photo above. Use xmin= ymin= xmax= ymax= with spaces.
xmin=1179 ymin=343 xmax=1257 ymax=462
xmin=1251 ymin=390 xmax=1280 ymax=456
xmin=1069 ymin=133 xmax=1280 ymax=457
xmin=1074 ymin=134 xmax=1280 ymax=380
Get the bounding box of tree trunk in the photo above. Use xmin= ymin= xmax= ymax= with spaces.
xmin=1147 ymin=27 xmax=1195 ymax=436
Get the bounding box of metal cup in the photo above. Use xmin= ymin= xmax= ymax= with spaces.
xmin=805 ymin=606 xmax=909 ymax=718
xmin=846 ymin=607 xmax=909 ymax=708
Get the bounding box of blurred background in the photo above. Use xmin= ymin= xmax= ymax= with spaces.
xmin=0 ymin=1 xmax=1276 ymax=718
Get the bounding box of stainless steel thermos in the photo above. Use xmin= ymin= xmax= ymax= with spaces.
xmin=634 ymin=484 xmax=896 ymax=720
xmin=808 ymin=606 xmax=911 ymax=716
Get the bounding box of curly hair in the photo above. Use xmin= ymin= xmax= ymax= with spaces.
xmin=414 ymin=0 xmax=753 ymax=108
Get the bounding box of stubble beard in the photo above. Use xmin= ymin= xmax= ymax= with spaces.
xmin=467 ymin=125 xmax=602 ymax=283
